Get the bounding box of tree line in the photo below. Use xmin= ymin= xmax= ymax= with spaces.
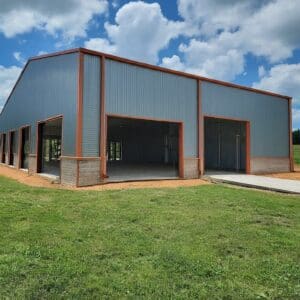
xmin=293 ymin=129 xmax=300 ymax=144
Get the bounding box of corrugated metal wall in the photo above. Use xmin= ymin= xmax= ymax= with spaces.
xmin=82 ymin=54 xmax=101 ymax=157
xmin=105 ymin=60 xmax=198 ymax=157
xmin=202 ymin=81 xmax=289 ymax=157
xmin=0 ymin=53 xmax=78 ymax=155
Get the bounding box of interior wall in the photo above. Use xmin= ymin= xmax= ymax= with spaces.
xmin=107 ymin=118 xmax=178 ymax=165
xmin=205 ymin=118 xmax=246 ymax=171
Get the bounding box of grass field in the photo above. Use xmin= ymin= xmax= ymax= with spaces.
xmin=0 ymin=177 xmax=299 ymax=299
xmin=294 ymin=145 xmax=300 ymax=165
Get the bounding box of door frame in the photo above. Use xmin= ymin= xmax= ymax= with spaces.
xmin=203 ymin=115 xmax=250 ymax=174
xmin=8 ymin=130 xmax=16 ymax=166
xmin=18 ymin=125 xmax=31 ymax=169
xmin=103 ymin=114 xmax=184 ymax=179
xmin=36 ymin=115 xmax=63 ymax=174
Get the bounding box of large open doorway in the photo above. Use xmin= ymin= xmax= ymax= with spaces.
xmin=204 ymin=117 xmax=249 ymax=173
xmin=106 ymin=116 xmax=181 ymax=181
xmin=9 ymin=131 xmax=16 ymax=166
xmin=1 ymin=133 xmax=6 ymax=163
xmin=37 ymin=117 xmax=62 ymax=176
xmin=20 ymin=126 xmax=30 ymax=169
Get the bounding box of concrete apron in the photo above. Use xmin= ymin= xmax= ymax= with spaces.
xmin=205 ymin=173 xmax=300 ymax=195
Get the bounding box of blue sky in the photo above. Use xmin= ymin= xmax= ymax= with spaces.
xmin=0 ymin=0 xmax=299 ymax=128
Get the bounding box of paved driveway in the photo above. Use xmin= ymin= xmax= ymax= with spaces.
xmin=207 ymin=173 xmax=300 ymax=194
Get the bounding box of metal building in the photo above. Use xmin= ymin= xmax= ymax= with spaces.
xmin=0 ymin=48 xmax=294 ymax=186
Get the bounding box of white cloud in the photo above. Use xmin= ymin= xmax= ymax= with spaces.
xmin=0 ymin=65 xmax=22 ymax=111
xmin=13 ymin=52 xmax=25 ymax=65
xmin=258 ymin=66 xmax=266 ymax=78
xmin=102 ymin=1 xmax=186 ymax=63
xmin=0 ymin=0 xmax=108 ymax=40
xmin=177 ymin=0 xmax=263 ymax=37
xmin=160 ymin=0 xmax=300 ymax=81
xmin=160 ymin=55 xmax=185 ymax=71
xmin=177 ymin=37 xmax=244 ymax=80
xmin=84 ymin=38 xmax=117 ymax=54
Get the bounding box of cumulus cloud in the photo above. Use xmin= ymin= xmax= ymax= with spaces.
xmin=13 ymin=52 xmax=25 ymax=65
xmin=160 ymin=55 xmax=185 ymax=71
xmin=0 ymin=65 xmax=22 ymax=111
xmin=161 ymin=0 xmax=300 ymax=81
xmin=84 ymin=38 xmax=117 ymax=54
xmin=0 ymin=0 xmax=108 ymax=40
xmin=85 ymin=1 xmax=186 ymax=64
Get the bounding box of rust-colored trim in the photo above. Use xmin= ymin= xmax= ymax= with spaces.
xmin=100 ymin=55 xmax=107 ymax=179
xmin=107 ymin=113 xmax=183 ymax=124
xmin=288 ymin=98 xmax=294 ymax=172
xmin=80 ymin=48 xmax=290 ymax=100
xmin=8 ymin=131 xmax=12 ymax=165
xmin=178 ymin=123 xmax=184 ymax=178
xmin=8 ymin=129 xmax=17 ymax=166
xmin=37 ymin=115 xmax=63 ymax=124
xmin=198 ymin=80 xmax=204 ymax=176
xmin=76 ymin=52 xmax=84 ymax=157
xmin=61 ymin=156 xmax=101 ymax=161
xmin=18 ymin=128 xmax=22 ymax=169
xmin=245 ymin=121 xmax=251 ymax=174
xmin=106 ymin=114 xmax=185 ymax=178
xmin=0 ymin=47 xmax=290 ymax=121
xmin=203 ymin=114 xmax=250 ymax=123
xmin=30 ymin=48 xmax=80 ymax=62
xmin=18 ymin=125 xmax=31 ymax=170
xmin=251 ymin=156 xmax=290 ymax=159
xmin=203 ymin=115 xmax=251 ymax=174
xmin=36 ymin=114 xmax=63 ymax=173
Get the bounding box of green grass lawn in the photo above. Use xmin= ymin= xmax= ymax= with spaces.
xmin=0 ymin=177 xmax=299 ymax=299
xmin=294 ymin=145 xmax=300 ymax=165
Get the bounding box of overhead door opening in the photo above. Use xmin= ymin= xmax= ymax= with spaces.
xmin=106 ymin=116 xmax=180 ymax=181
xmin=20 ymin=127 xmax=30 ymax=169
xmin=204 ymin=117 xmax=248 ymax=173
xmin=37 ymin=118 xmax=62 ymax=176
xmin=1 ymin=133 xmax=6 ymax=163
xmin=9 ymin=131 xmax=16 ymax=166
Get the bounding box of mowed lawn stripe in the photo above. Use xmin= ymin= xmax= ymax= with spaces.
xmin=0 ymin=176 xmax=299 ymax=299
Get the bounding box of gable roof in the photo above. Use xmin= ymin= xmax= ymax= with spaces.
xmin=1 ymin=47 xmax=291 ymax=116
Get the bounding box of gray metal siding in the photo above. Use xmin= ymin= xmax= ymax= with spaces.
xmin=105 ymin=60 xmax=198 ymax=157
xmin=202 ymin=82 xmax=289 ymax=157
xmin=0 ymin=53 xmax=78 ymax=155
xmin=82 ymin=54 xmax=101 ymax=157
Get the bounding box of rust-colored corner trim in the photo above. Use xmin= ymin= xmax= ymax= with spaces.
xmin=106 ymin=113 xmax=184 ymax=178
xmin=288 ymin=98 xmax=294 ymax=172
xmin=76 ymin=52 xmax=84 ymax=157
xmin=198 ymin=80 xmax=204 ymax=176
xmin=79 ymin=48 xmax=290 ymax=100
xmin=0 ymin=47 xmax=290 ymax=121
xmin=178 ymin=123 xmax=184 ymax=178
xmin=100 ymin=55 xmax=107 ymax=179
xmin=8 ymin=131 xmax=12 ymax=166
xmin=203 ymin=115 xmax=251 ymax=174
xmin=245 ymin=122 xmax=251 ymax=174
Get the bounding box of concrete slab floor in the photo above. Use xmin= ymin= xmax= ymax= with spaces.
xmin=107 ymin=162 xmax=178 ymax=182
xmin=207 ymin=173 xmax=300 ymax=194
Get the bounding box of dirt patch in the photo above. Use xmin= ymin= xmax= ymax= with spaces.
xmin=265 ymin=165 xmax=300 ymax=181
xmin=0 ymin=164 xmax=210 ymax=191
